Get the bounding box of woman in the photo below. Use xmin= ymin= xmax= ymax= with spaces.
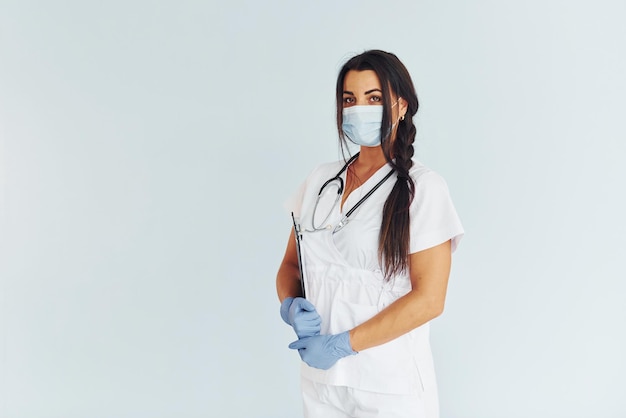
xmin=276 ymin=50 xmax=464 ymax=418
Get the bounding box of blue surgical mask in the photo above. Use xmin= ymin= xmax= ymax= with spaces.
xmin=342 ymin=106 xmax=384 ymax=147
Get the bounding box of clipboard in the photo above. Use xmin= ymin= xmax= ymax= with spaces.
xmin=291 ymin=212 xmax=306 ymax=299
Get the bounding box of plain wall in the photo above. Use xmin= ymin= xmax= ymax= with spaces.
xmin=1 ymin=1 xmax=625 ymax=417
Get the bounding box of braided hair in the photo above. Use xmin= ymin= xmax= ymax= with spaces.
xmin=335 ymin=50 xmax=419 ymax=279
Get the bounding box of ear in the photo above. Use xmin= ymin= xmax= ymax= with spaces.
xmin=398 ymin=97 xmax=409 ymax=119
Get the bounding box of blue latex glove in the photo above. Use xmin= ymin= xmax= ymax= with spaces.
xmin=288 ymin=331 xmax=357 ymax=370
xmin=280 ymin=297 xmax=321 ymax=338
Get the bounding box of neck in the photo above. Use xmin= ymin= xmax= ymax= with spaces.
xmin=355 ymin=146 xmax=388 ymax=171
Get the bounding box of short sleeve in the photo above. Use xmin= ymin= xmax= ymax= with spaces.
xmin=409 ymin=170 xmax=464 ymax=254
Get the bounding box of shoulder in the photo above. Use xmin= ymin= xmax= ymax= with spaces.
xmin=286 ymin=159 xmax=345 ymax=216
xmin=407 ymin=160 xmax=464 ymax=253
xmin=409 ymin=160 xmax=449 ymax=190
xmin=311 ymin=160 xmax=346 ymax=175
xmin=302 ymin=160 xmax=347 ymax=183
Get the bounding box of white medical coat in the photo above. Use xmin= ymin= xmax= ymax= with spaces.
xmin=289 ymin=158 xmax=464 ymax=408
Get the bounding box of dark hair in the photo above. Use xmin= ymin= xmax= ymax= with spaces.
xmin=335 ymin=50 xmax=419 ymax=278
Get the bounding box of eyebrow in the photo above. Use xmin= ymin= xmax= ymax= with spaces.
xmin=342 ymin=88 xmax=383 ymax=95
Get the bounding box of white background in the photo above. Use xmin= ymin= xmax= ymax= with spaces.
xmin=1 ymin=1 xmax=625 ymax=417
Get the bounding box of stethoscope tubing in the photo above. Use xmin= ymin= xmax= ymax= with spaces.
xmin=309 ymin=153 xmax=395 ymax=233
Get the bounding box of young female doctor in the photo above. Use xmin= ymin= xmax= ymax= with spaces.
xmin=276 ymin=50 xmax=464 ymax=418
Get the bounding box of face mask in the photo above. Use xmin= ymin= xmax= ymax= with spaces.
xmin=342 ymin=106 xmax=384 ymax=147
xmin=342 ymin=100 xmax=402 ymax=147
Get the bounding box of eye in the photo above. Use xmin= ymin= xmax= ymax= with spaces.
xmin=369 ymin=95 xmax=382 ymax=103
xmin=342 ymin=97 xmax=355 ymax=106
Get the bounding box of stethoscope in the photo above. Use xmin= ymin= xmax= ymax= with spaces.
xmin=308 ymin=152 xmax=395 ymax=233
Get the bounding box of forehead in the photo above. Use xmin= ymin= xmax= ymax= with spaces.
xmin=343 ymin=70 xmax=381 ymax=92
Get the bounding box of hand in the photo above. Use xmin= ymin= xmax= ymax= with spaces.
xmin=288 ymin=331 xmax=357 ymax=370
xmin=280 ymin=297 xmax=321 ymax=338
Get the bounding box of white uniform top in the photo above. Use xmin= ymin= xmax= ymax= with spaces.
xmin=289 ymin=158 xmax=464 ymax=407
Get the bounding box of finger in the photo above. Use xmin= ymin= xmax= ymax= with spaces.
xmin=293 ymin=317 xmax=322 ymax=326
xmin=297 ymin=311 xmax=321 ymax=323
xmin=296 ymin=322 xmax=321 ymax=333
xmin=299 ymin=299 xmax=316 ymax=312
xmin=293 ymin=297 xmax=316 ymax=312
xmin=296 ymin=326 xmax=319 ymax=336
xmin=288 ymin=339 xmax=309 ymax=350
xmin=307 ymin=316 xmax=322 ymax=326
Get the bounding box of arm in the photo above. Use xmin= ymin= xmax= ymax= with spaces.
xmin=276 ymin=229 xmax=303 ymax=302
xmin=276 ymin=229 xmax=322 ymax=338
xmin=348 ymin=239 xmax=452 ymax=352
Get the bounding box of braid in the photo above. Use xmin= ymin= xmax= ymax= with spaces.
xmin=379 ymin=117 xmax=416 ymax=278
